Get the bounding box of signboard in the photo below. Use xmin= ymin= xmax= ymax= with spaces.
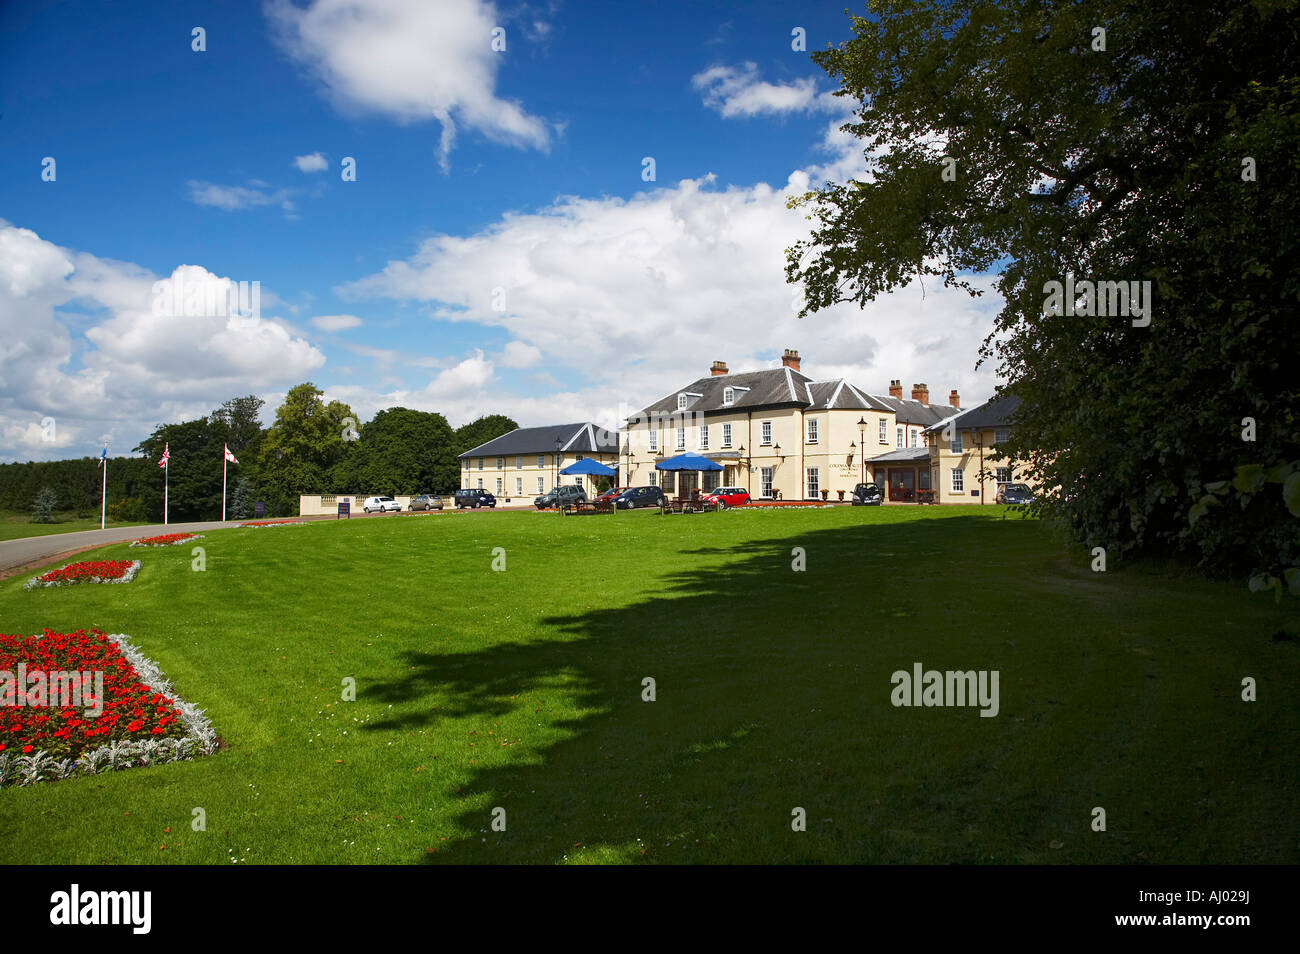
xmin=337 ymin=499 xmax=350 ymax=519
xmin=254 ymin=501 xmax=266 ymax=518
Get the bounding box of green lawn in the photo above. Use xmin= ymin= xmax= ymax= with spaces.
xmin=1 ymin=506 xmax=1296 ymax=864
xmin=0 ymin=510 xmax=149 ymax=541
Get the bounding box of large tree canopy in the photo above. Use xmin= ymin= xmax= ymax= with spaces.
xmin=788 ymin=0 xmax=1300 ymax=582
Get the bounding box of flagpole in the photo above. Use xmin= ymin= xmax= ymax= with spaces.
xmin=222 ymin=455 xmax=227 ymax=522
xmin=100 ymin=454 xmax=107 ymax=530
xmin=164 ymin=459 xmax=169 ymax=526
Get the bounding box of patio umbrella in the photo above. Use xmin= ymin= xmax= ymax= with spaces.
xmin=559 ymin=458 xmax=617 ymax=477
xmin=654 ymin=453 xmax=723 ymax=507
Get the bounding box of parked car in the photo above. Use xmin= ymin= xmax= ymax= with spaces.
xmin=409 ymin=494 xmax=443 ymax=511
xmin=612 ymin=486 xmax=668 ymax=510
xmin=996 ymin=483 xmax=1035 ymax=505
xmin=454 ymin=488 xmax=497 ymax=509
xmin=850 ymin=483 xmax=883 ymax=506
xmin=534 ymin=485 xmax=587 ymax=510
xmin=594 ymin=486 xmax=627 ymax=503
xmin=703 ymin=486 xmax=751 ymax=508
xmin=363 ymin=495 xmax=402 ymax=513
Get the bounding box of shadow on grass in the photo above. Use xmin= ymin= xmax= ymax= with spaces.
xmin=360 ymin=512 xmax=1296 ymax=864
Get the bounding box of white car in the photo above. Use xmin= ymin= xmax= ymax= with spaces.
xmin=362 ymin=496 xmax=402 ymax=513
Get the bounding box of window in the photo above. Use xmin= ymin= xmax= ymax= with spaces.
xmin=918 ymin=470 xmax=930 ymax=490
xmin=910 ymin=428 xmax=918 ymax=447
xmin=576 ymin=454 xmax=585 ymax=461
xmin=661 ymin=472 xmax=676 ymax=493
xmin=723 ymin=387 xmax=734 ymax=405
xmin=478 ymin=458 xmax=484 ymax=470
xmin=950 ymin=431 xmax=963 ymax=454
xmin=495 ymin=478 xmax=502 ymax=494
xmin=676 ymin=426 xmax=686 ymax=451
xmin=496 ymin=457 xmax=504 ymax=470
xmin=575 ymin=477 xmax=583 ymax=489
xmin=703 ymin=471 xmax=720 ymax=491
xmin=807 ymin=419 xmax=818 ymax=443
xmin=806 ymin=467 xmax=820 ymax=498
xmin=761 ymin=420 xmax=772 ymax=445
xmin=995 ymin=427 xmax=1011 ymax=445
xmin=677 ymin=393 xmax=688 ymax=410
xmin=477 ymin=478 xmax=484 ymax=489
xmin=760 ymin=467 xmax=775 ymax=498
xmin=722 ymin=423 xmax=732 ymax=447
xmin=516 ymin=478 xmax=523 ymax=494
xmin=879 ymin=419 xmax=888 ymax=443
xmin=537 ymin=477 xmax=544 ymax=493
xmin=951 ymin=469 xmax=964 ymax=492
xmin=996 ymin=467 xmax=1012 ymax=485
xmin=321 ymin=495 xmax=336 ymax=507
xmin=648 ymin=428 xmax=658 ymax=453
xmin=649 ymin=472 xmax=657 ymax=487
xmin=896 ymin=426 xmax=904 ymax=448
xmin=699 ymin=425 xmax=709 ymax=450
xmin=516 ymin=456 xmax=522 ymax=469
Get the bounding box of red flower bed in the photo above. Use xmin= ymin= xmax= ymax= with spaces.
xmin=36 ymin=560 xmax=137 ymax=584
xmin=130 ymin=532 xmax=198 ymax=547
xmin=240 ymin=520 xmax=304 ymax=527
xmin=0 ymin=628 xmax=187 ymax=760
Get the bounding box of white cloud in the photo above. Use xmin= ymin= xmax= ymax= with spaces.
xmin=188 ymin=180 xmax=295 ymax=214
xmin=0 ymin=221 xmax=326 ymax=460
xmin=692 ymin=62 xmax=838 ymax=118
xmin=312 ymin=313 xmax=363 ymax=331
xmin=294 ymin=152 xmax=329 ymax=173
xmin=267 ymin=0 xmax=551 ymax=171
xmin=337 ymin=146 xmax=1002 ymax=430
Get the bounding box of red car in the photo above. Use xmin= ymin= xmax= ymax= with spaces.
xmin=703 ymin=486 xmax=751 ymax=507
xmin=595 ymin=487 xmax=627 ymax=503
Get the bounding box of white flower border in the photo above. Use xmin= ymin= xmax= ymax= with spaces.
xmin=0 ymin=631 xmax=218 ymax=789
xmin=129 ymin=533 xmax=204 ymax=548
xmin=240 ymin=521 xmax=305 ymax=528
xmin=24 ymin=559 xmax=142 ymax=590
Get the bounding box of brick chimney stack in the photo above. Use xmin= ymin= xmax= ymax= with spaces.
xmin=781 ymin=349 xmax=801 ymax=372
xmin=710 ymin=360 xmax=728 ymax=376
xmin=911 ymin=383 xmax=930 ymax=405
xmin=889 ymin=379 xmax=903 ymax=399
xmin=948 ymin=389 xmax=960 ymax=408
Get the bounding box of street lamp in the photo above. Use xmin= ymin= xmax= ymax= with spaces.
xmin=857 ymin=417 xmax=867 ymax=485
xmin=554 ymin=437 xmax=562 ymax=490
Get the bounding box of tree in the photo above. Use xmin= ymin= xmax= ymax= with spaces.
xmin=787 ymin=0 xmax=1300 ymax=580
xmin=31 ymin=486 xmax=57 ymax=523
xmin=257 ymin=383 xmax=358 ymax=514
xmin=333 ymin=407 xmax=458 ymax=495
xmin=229 ymin=477 xmax=252 ymax=520
xmin=454 ymin=415 xmax=518 ymax=459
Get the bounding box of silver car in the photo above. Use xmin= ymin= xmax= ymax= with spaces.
xmin=409 ymin=494 xmax=444 ymax=511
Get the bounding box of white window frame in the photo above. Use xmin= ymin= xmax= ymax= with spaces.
xmin=807 ymin=418 xmax=818 ymax=443
xmin=649 ymin=472 xmax=657 ymax=487
xmin=677 ymin=393 xmax=688 ymax=410
xmin=878 ymin=419 xmax=888 ymax=444
xmin=478 ymin=458 xmax=484 ymax=470
xmin=995 ymin=427 xmax=1011 ymax=445
xmin=760 ymin=467 xmax=774 ymax=498
xmin=537 ymin=477 xmax=544 ymax=493
xmin=995 ymin=467 xmax=1012 ymax=485
xmin=722 ymin=423 xmax=732 ymax=447
xmin=699 ymin=425 xmax=709 ymax=450
xmin=806 ymin=467 xmax=819 ymax=498
xmin=723 ymin=387 xmax=734 ymax=406
xmin=910 ymin=428 xmax=918 ymax=447
xmin=951 ymin=468 xmax=964 ymax=493
xmin=516 ymin=477 xmax=523 ymax=494
xmin=477 ymin=477 xmax=484 ymax=489
xmin=537 ymin=455 xmax=545 ymax=468
xmin=516 ymin=456 xmax=522 ymax=469
xmin=676 ymin=426 xmax=686 ymax=451
xmin=950 ymin=432 xmax=963 ymax=454
xmin=648 ymin=427 xmax=658 ymax=453
xmin=495 ymin=477 xmax=502 ymax=494
xmin=496 ymin=457 xmax=504 ymax=470
xmin=761 ymin=420 xmax=772 ymax=445
xmin=897 ymin=426 xmax=904 ymax=448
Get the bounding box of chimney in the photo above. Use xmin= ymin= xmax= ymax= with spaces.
xmin=710 ymin=360 xmax=728 ymax=376
xmin=948 ymin=389 xmax=960 ymax=408
xmin=911 ymin=383 xmax=929 ymax=405
xmin=781 ymin=349 xmax=801 ymax=372
xmin=889 ymin=379 xmax=903 ymax=399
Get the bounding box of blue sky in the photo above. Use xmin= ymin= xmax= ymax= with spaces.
xmin=0 ymin=0 xmax=1002 ymax=461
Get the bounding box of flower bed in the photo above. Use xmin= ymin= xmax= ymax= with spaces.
xmin=129 ymin=532 xmax=203 ymax=548
xmin=731 ymin=501 xmax=832 ymax=509
xmin=24 ymin=559 xmax=141 ymax=590
xmin=0 ymin=628 xmax=217 ymax=787
xmin=240 ymin=520 xmax=305 ymax=528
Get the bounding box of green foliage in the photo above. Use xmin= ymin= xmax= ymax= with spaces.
xmin=453 ymin=415 xmax=518 ymax=458
xmin=31 ymin=487 xmax=57 ymax=523
xmin=256 ymin=383 xmax=357 ymax=515
xmin=107 ymin=496 xmax=148 ymax=523
xmin=228 ymin=478 xmax=253 ymax=520
xmin=596 ymin=477 xmax=612 ymax=494
xmin=788 ymin=0 xmax=1300 ymax=583
xmin=332 ymin=407 xmax=458 ymax=495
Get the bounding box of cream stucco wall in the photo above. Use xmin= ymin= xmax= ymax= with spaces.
xmin=460 ymin=452 xmax=620 ymax=500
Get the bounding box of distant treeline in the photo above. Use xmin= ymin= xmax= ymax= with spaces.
xmin=1 ymin=384 xmax=517 ymax=522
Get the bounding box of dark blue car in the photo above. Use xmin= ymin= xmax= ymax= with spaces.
xmin=454 ymin=488 xmax=497 ymax=509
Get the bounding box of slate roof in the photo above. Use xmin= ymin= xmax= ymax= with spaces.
xmin=458 ymin=422 xmax=618 ymax=459
xmin=924 ymin=394 xmax=1021 ymax=433
xmin=867 ymin=446 xmax=931 ymax=463
xmin=630 ymin=368 xmax=894 ymax=422
xmin=869 ymin=394 xmax=963 ymax=428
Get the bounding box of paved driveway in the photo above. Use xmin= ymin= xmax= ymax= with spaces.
xmin=0 ymin=520 xmax=241 ymax=577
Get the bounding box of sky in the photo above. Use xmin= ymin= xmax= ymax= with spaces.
xmin=0 ymin=0 xmax=1003 ymax=463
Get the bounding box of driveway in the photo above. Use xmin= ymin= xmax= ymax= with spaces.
xmin=0 ymin=519 xmax=242 ymax=578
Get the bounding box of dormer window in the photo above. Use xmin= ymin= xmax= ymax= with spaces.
xmin=677 ymin=393 xmax=688 ymax=410
xmin=723 ymin=387 xmax=735 ymax=406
